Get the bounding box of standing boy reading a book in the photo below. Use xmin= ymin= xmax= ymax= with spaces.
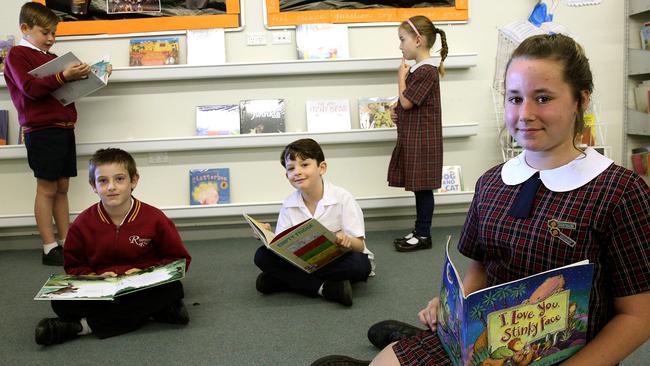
xmin=3 ymin=2 xmax=105 ymax=265
xmin=312 ymin=34 xmax=649 ymax=366
xmin=35 ymin=148 xmax=192 ymax=346
xmin=254 ymin=138 xmax=374 ymax=306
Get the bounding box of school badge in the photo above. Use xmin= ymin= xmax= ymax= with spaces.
xmin=547 ymin=219 xmax=576 ymax=247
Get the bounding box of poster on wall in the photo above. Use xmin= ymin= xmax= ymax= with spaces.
xmin=35 ymin=0 xmax=241 ymax=36
xmin=265 ymin=0 xmax=468 ymax=27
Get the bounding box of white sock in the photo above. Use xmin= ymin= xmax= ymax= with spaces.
xmin=78 ymin=318 xmax=92 ymax=336
xmin=43 ymin=242 xmax=58 ymax=254
xmin=317 ymin=283 xmax=324 ymax=297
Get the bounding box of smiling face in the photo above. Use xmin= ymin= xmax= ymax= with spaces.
xmin=284 ymin=156 xmax=326 ymax=195
xmin=91 ymin=162 xmax=139 ymax=212
xmin=505 ymin=57 xmax=588 ymax=161
xmin=21 ymin=24 xmax=56 ymax=52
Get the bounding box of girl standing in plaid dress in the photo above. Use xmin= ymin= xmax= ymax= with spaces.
xmin=312 ymin=34 xmax=649 ymax=366
xmin=389 ymin=16 xmax=448 ymax=252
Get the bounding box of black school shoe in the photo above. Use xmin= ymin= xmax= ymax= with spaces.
xmin=255 ymin=272 xmax=287 ymax=294
xmin=367 ymin=320 xmax=427 ymax=349
xmin=35 ymin=318 xmax=81 ymax=345
xmin=42 ymin=245 xmax=64 ymax=266
xmin=152 ymin=299 xmax=189 ymax=325
xmin=322 ymin=280 xmax=353 ymax=306
xmin=310 ymin=355 xmax=370 ymax=366
xmin=393 ymin=230 xmax=416 ymax=245
xmin=395 ymin=236 xmax=432 ymax=252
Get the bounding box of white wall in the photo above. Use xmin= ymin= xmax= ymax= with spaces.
xmin=0 ymin=1 xmax=624 ymax=219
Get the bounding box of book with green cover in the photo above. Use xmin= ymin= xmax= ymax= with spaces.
xmin=34 ymin=259 xmax=185 ymax=301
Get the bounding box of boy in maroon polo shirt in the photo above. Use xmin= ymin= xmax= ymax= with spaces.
xmin=35 ymin=148 xmax=192 ymax=346
xmin=4 ymin=2 xmax=93 ymax=265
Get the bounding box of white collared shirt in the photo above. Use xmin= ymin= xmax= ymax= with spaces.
xmin=276 ymin=180 xmax=375 ymax=274
xmin=501 ymin=147 xmax=614 ymax=192
xmin=409 ymin=57 xmax=437 ymax=73
xmin=19 ymin=38 xmax=47 ymax=54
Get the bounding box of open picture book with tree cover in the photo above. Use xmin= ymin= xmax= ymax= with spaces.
xmin=437 ymin=237 xmax=594 ymax=366
xmin=243 ymin=214 xmax=346 ymax=274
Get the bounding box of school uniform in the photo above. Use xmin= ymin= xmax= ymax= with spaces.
xmin=53 ymin=198 xmax=192 ymax=338
xmin=254 ymin=180 xmax=374 ymax=296
xmin=392 ymin=148 xmax=650 ymax=365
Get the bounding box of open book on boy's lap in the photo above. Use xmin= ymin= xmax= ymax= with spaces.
xmin=29 ymin=51 xmax=109 ymax=106
xmin=243 ymin=214 xmax=346 ymax=274
xmin=34 ymin=259 xmax=185 ymax=301
xmin=437 ymin=237 xmax=593 ymax=366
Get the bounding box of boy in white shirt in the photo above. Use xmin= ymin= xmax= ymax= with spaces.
xmin=253 ymin=138 xmax=374 ymax=306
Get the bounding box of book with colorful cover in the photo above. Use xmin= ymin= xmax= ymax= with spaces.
xmin=0 ymin=110 xmax=8 ymax=145
xmin=196 ymin=104 xmax=240 ymax=136
xmin=129 ymin=37 xmax=180 ymax=66
xmin=437 ymin=166 xmax=463 ymax=193
xmin=296 ymin=24 xmax=349 ymax=60
xmin=243 ymin=214 xmax=346 ymax=274
xmin=306 ymin=99 xmax=351 ymax=132
xmin=641 ymin=22 xmax=650 ymax=51
xmin=239 ymin=99 xmax=286 ymax=134
xmin=358 ymin=97 xmax=397 ymax=129
xmin=189 ymin=168 xmax=230 ymax=205
xmin=0 ymin=35 xmax=15 ymax=73
xmin=34 ymin=259 xmax=185 ymax=301
xmin=437 ymin=237 xmax=593 ymax=366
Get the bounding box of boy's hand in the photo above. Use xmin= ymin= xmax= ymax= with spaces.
xmin=99 ymin=271 xmax=118 ymax=277
xmin=124 ymin=268 xmax=141 ymax=275
xmin=418 ymin=297 xmax=440 ymax=331
xmin=107 ymin=63 xmax=113 ymax=77
xmin=63 ymin=63 xmax=91 ymax=81
xmin=253 ymin=223 xmax=272 ymax=240
xmin=334 ymin=231 xmax=353 ymax=249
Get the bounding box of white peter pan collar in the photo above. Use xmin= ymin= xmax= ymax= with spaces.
xmin=501 ymin=147 xmax=613 ymax=192
xmin=409 ymin=57 xmax=437 ymax=73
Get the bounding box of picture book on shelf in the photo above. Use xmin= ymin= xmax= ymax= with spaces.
xmin=630 ymin=147 xmax=648 ymax=176
xmin=635 ymin=81 xmax=650 ymax=114
xmin=437 ymin=237 xmax=593 ymax=366
xmin=305 ymin=99 xmax=351 ymax=132
xmin=358 ymin=97 xmax=397 ymax=129
xmin=0 ymin=34 xmax=15 ymax=73
xmin=129 ymin=37 xmax=179 ymax=66
xmin=34 ymin=259 xmax=185 ymax=301
xmin=243 ymin=214 xmax=346 ymax=274
xmin=189 ymin=168 xmax=230 ymax=205
xmin=641 ymin=22 xmax=650 ymax=51
xmin=196 ymin=104 xmax=240 ymax=136
xmin=187 ymin=28 xmax=226 ymax=65
xmin=0 ymin=110 xmax=8 ymax=145
xmin=437 ymin=166 xmax=463 ymax=193
xmin=240 ymin=99 xmax=286 ymax=134
xmin=296 ymin=24 xmax=349 ymax=60
xmin=28 ymin=52 xmax=110 ymax=106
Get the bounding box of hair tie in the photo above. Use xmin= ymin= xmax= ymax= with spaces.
xmin=406 ymin=19 xmax=421 ymax=37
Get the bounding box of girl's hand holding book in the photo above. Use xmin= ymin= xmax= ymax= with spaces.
xmin=418 ymin=297 xmax=439 ymax=331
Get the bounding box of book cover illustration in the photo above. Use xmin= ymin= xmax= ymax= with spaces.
xmin=641 ymin=22 xmax=650 ymax=51
xmin=0 ymin=35 xmax=15 ymax=73
xmin=306 ymin=99 xmax=351 ymax=132
xmin=189 ymin=168 xmax=230 ymax=205
xmin=196 ymin=104 xmax=240 ymax=136
xmin=28 ymin=52 xmax=110 ymax=106
xmin=358 ymin=97 xmax=397 ymax=129
xmin=0 ymin=110 xmax=8 ymax=145
xmin=187 ymin=28 xmax=226 ymax=65
xmin=239 ymin=99 xmax=286 ymax=134
xmin=243 ymin=214 xmax=346 ymax=274
xmin=296 ymin=24 xmax=349 ymax=60
xmin=35 ymin=259 xmax=185 ymax=301
xmin=437 ymin=238 xmax=593 ymax=366
xmin=437 ymin=166 xmax=463 ymax=193
xmin=129 ymin=37 xmax=179 ymax=66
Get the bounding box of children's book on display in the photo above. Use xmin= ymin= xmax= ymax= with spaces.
xmin=34 ymin=259 xmax=186 ymax=301
xmin=196 ymin=104 xmax=240 ymax=136
xmin=187 ymin=28 xmax=226 ymax=65
xmin=305 ymin=99 xmax=351 ymax=132
xmin=437 ymin=166 xmax=463 ymax=193
xmin=358 ymin=97 xmax=397 ymax=129
xmin=437 ymin=237 xmax=594 ymax=366
xmin=239 ymin=99 xmax=286 ymax=134
xmin=129 ymin=37 xmax=180 ymax=66
xmin=28 ymin=52 xmax=110 ymax=106
xmin=0 ymin=109 xmax=8 ymax=145
xmin=295 ymin=23 xmax=349 ymax=60
xmin=189 ymin=168 xmax=230 ymax=205
xmin=244 ymin=214 xmax=346 ymax=274
xmin=0 ymin=34 xmax=15 ymax=73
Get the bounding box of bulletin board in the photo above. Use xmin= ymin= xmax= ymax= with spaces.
xmin=35 ymin=0 xmax=241 ymax=36
xmin=265 ymin=0 xmax=468 ymax=27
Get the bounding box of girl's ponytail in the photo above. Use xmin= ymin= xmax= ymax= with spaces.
xmin=436 ymin=27 xmax=448 ymax=77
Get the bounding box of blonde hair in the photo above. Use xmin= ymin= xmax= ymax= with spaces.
xmin=400 ymin=15 xmax=448 ymax=77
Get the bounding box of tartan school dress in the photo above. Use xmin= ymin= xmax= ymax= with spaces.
xmin=392 ymin=148 xmax=650 ymax=365
xmin=388 ymin=60 xmax=442 ymax=192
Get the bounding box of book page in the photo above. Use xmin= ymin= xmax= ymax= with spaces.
xmin=243 ymin=213 xmax=276 ymax=246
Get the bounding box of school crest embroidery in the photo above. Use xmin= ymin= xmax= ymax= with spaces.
xmin=129 ymin=235 xmax=151 ymax=248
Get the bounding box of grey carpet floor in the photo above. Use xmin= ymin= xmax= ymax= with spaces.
xmin=1 ymin=228 xmax=647 ymax=365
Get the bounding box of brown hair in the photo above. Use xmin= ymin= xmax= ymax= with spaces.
xmin=280 ymin=138 xmax=325 ymax=168
xmin=505 ymin=34 xmax=593 ymax=145
xmin=89 ymin=148 xmax=139 ymax=185
xmin=400 ymin=15 xmax=448 ymax=77
xmin=19 ymin=2 xmax=59 ymax=30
